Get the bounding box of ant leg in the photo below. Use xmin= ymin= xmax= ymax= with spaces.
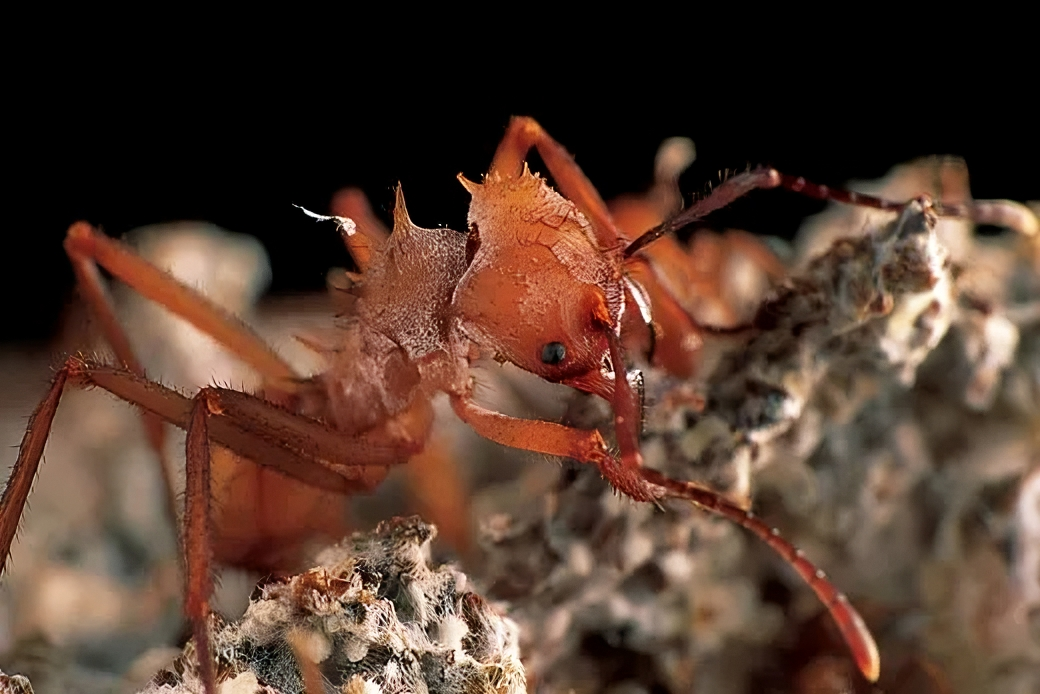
xmin=714 ymin=229 xmax=787 ymax=283
xmin=626 ymin=166 xmax=935 ymax=258
xmin=603 ymin=326 xmax=645 ymax=470
xmin=330 ymin=187 xmax=391 ymax=272
xmin=65 ymin=230 xmax=182 ymax=525
xmin=184 ymin=392 xmax=217 ymax=694
xmin=1 ymin=358 xmax=406 ymax=691
xmin=152 ymin=382 xmax=403 ymax=692
xmin=182 ymin=388 xmax=361 ymax=694
xmin=610 ymin=137 xmax=698 ymax=238
xmin=64 ymin=222 xmax=298 ymax=386
xmin=970 ymin=199 xmax=1039 ymax=238
xmin=0 ymin=366 xmax=68 ymax=575
xmin=3 ymin=356 xmax=405 ymax=687
xmin=76 ymin=362 xmax=402 ymax=491
xmin=684 ymin=229 xmax=787 ymax=328
xmin=490 ymin=116 xmax=624 ymax=250
xmin=629 ymin=166 xmax=1039 ymax=253
xmin=449 ymin=394 xmax=655 ymax=502
xmin=403 ymin=436 xmax=472 ymax=554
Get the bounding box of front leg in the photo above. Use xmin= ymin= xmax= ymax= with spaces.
xmin=449 ymin=394 xmax=658 ymax=502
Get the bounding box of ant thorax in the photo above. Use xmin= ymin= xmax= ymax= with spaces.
xmin=353 ymin=197 xmax=468 ymax=363
xmin=310 ymin=196 xmax=470 ymax=435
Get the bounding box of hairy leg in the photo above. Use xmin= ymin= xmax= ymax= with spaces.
xmin=1 ymin=357 xmax=413 ymax=692
xmin=0 ymin=366 xmax=67 ymax=575
xmin=183 ymin=392 xmax=216 ymax=694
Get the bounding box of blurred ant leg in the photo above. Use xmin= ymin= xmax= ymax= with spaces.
xmin=449 ymin=394 xmax=656 ymax=503
xmin=330 ymin=187 xmax=391 ymax=271
xmin=287 ymin=628 xmax=327 ymax=694
xmin=609 ymin=137 xmax=697 ymax=237
xmin=404 ymin=436 xmax=471 ymax=554
xmin=686 ymin=230 xmax=787 ymax=329
xmin=64 ymin=222 xmax=298 ymax=386
xmin=718 ymin=229 xmax=787 ymax=282
xmin=640 ymin=468 xmax=880 ymax=683
xmin=209 ymin=447 xmax=359 ymax=573
xmin=65 ymin=232 xmax=180 ymax=525
xmin=490 ymin=116 xmax=624 ymax=249
xmin=969 ymin=199 xmax=1039 ymax=238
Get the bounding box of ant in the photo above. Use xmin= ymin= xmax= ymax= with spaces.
xmin=3 ymin=117 xmax=1035 ymax=692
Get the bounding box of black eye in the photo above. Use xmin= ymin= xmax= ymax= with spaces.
xmin=541 ymin=341 xmax=566 ymax=365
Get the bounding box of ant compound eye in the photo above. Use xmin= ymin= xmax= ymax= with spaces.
xmin=541 ymin=341 xmax=567 ymax=365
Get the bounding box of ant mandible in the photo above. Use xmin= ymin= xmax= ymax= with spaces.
xmin=12 ymin=117 xmax=1034 ymax=691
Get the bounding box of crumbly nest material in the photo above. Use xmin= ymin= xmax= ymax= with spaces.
xmin=142 ymin=517 xmax=524 ymax=694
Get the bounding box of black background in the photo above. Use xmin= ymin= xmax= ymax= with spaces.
xmin=8 ymin=54 xmax=1036 ymax=344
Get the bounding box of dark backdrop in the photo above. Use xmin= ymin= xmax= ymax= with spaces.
xmin=8 ymin=69 xmax=1036 ymax=344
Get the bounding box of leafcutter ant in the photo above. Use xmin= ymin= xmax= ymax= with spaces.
xmin=4 ymin=117 xmax=1036 ymax=692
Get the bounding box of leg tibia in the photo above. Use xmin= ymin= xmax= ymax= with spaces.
xmin=70 ymin=359 xmax=403 ymax=493
xmin=0 ymin=366 xmax=69 ymax=574
xmin=184 ymin=394 xmax=216 ymax=694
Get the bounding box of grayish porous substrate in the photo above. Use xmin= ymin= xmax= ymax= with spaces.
xmin=141 ymin=517 xmax=523 ymax=694
xmin=0 ymin=670 xmax=34 ymax=694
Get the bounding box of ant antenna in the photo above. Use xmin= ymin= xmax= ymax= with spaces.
xmin=641 ymin=468 xmax=881 ymax=682
xmin=624 ymin=168 xmax=1039 ymax=259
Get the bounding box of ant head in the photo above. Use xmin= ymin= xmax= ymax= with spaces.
xmin=453 ymin=168 xmax=625 ymax=400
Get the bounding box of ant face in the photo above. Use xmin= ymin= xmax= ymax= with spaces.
xmin=453 ymin=239 xmax=615 ymax=387
xmin=454 ymin=169 xmax=622 ymax=401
